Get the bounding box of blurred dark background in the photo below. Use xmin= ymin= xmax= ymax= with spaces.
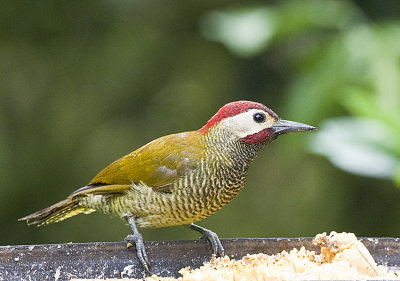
xmin=1 ymin=0 xmax=400 ymax=245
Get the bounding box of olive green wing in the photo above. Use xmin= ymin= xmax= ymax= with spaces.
xmin=72 ymin=131 xmax=206 ymax=197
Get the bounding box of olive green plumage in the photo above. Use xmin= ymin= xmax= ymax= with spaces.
xmin=20 ymin=126 xmax=260 ymax=228
xmin=20 ymin=101 xmax=315 ymax=229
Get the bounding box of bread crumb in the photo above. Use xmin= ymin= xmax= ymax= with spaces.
xmin=72 ymin=232 xmax=400 ymax=281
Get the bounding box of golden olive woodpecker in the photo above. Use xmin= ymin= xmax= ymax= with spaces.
xmin=20 ymin=100 xmax=316 ymax=273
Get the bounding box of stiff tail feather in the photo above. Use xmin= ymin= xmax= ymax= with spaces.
xmin=19 ymin=199 xmax=95 ymax=226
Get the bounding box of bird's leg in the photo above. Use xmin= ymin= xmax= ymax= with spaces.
xmin=124 ymin=216 xmax=150 ymax=274
xmin=188 ymin=223 xmax=224 ymax=257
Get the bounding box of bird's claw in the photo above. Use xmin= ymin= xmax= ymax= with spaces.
xmin=200 ymin=228 xmax=225 ymax=257
xmin=189 ymin=223 xmax=224 ymax=257
xmin=125 ymin=233 xmax=151 ymax=274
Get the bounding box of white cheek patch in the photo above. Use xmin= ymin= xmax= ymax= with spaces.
xmin=219 ymin=109 xmax=275 ymax=138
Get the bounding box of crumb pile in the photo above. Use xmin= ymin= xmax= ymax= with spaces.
xmin=72 ymin=232 xmax=400 ymax=281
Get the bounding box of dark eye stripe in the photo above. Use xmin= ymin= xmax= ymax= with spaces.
xmin=253 ymin=112 xmax=266 ymax=123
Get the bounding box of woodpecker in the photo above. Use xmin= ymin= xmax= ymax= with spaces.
xmin=20 ymin=100 xmax=315 ymax=273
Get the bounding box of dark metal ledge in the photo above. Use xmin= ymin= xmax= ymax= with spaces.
xmin=0 ymin=237 xmax=399 ymax=280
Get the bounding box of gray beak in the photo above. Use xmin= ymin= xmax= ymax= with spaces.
xmin=271 ymin=119 xmax=316 ymax=135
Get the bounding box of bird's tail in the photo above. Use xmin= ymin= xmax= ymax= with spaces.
xmin=19 ymin=198 xmax=95 ymax=226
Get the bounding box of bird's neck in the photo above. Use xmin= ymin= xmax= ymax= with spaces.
xmin=204 ymin=126 xmax=264 ymax=169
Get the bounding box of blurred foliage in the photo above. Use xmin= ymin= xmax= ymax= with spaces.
xmin=1 ymin=0 xmax=400 ymax=246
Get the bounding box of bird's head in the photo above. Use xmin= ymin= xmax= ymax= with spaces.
xmin=199 ymin=101 xmax=316 ymax=144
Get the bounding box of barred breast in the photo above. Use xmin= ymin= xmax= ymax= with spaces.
xmin=80 ymin=126 xmax=262 ymax=228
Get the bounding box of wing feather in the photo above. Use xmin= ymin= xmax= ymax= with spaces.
xmin=72 ymin=131 xmax=205 ymax=197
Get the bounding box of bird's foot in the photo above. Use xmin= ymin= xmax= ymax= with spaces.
xmin=189 ymin=223 xmax=224 ymax=257
xmin=124 ymin=233 xmax=150 ymax=274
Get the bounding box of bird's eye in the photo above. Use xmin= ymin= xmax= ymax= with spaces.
xmin=253 ymin=112 xmax=266 ymax=123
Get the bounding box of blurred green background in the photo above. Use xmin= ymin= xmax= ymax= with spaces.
xmin=1 ymin=0 xmax=400 ymax=246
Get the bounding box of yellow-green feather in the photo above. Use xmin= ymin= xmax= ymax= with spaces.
xmin=87 ymin=131 xmax=206 ymax=190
